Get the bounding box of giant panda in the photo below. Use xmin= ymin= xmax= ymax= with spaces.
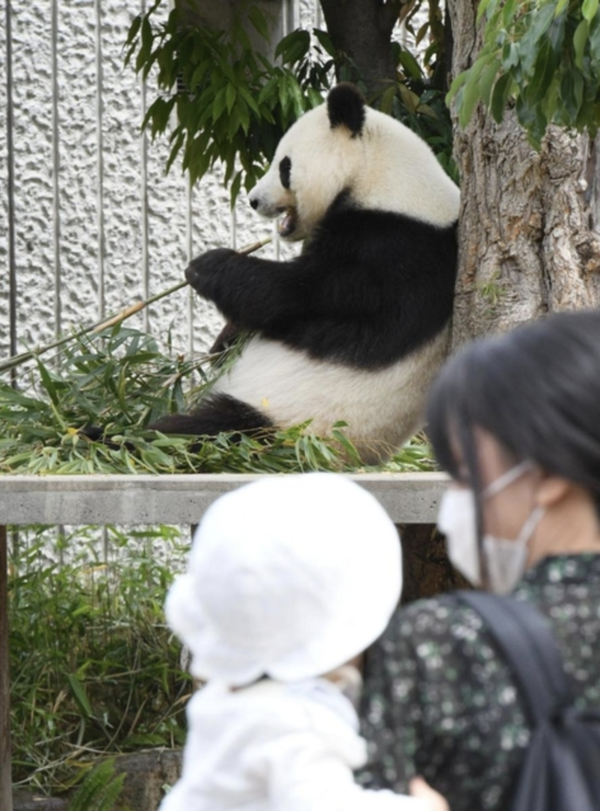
xmin=152 ymin=83 xmax=460 ymax=464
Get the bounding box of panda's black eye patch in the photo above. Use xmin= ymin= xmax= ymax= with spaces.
xmin=279 ymin=157 xmax=291 ymax=190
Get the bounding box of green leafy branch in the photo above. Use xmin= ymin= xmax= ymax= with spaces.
xmin=448 ymin=0 xmax=600 ymax=147
xmin=125 ymin=2 xmax=331 ymax=202
xmin=374 ymin=40 xmax=458 ymax=182
xmin=125 ymin=1 xmax=457 ymax=197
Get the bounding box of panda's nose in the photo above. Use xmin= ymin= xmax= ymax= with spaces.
xmin=250 ymin=198 xmax=259 ymax=210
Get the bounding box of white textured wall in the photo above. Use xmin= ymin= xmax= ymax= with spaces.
xmin=1 ymin=0 xmax=319 ymax=362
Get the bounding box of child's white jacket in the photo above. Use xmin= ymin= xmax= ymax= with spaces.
xmin=159 ymin=677 xmax=427 ymax=811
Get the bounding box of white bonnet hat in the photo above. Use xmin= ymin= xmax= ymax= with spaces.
xmin=166 ymin=473 xmax=402 ymax=686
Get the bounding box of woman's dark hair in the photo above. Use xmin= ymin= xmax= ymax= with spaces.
xmin=426 ymin=309 xmax=600 ymax=519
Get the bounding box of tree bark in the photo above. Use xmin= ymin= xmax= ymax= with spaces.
xmin=319 ymin=0 xmax=399 ymax=98
xmin=448 ymin=0 xmax=600 ymax=347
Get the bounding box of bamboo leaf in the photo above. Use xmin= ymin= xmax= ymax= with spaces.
xmin=212 ymin=86 xmax=228 ymax=123
xmin=275 ymin=30 xmax=310 ymax=65
xmin=66 ymin=673 xmax=93 ymax=719
xmin=313 ymin=28 xmax=335 ymax=56
xmin=225 ymin=83 xmax=237 ymax=115
xmin=561 ymin=68 xmax=585 ymax=120
xmin=479 ymin=58 xmax=502 ymax=106
xmin=476 ymin=0 xmax=496 ymax=22
xmin=248 ymin=5 xmax=269 ymax=40
xmin=583 ymin=0 xmax=599 ymax=23
xmin=501 ymin=0 xmax=519 ymax=27
xmin=446 ymin=70 xmax=469 ymax=105
xmin=399 ymin=48 xmax=424 ymax=80
xmin=490 ymin=72 xmax=513 ymax=122
xmin=528 ymin=3 xmax=556 ymax=44
xmin=574 ymin=19 xmax=590 ymax=70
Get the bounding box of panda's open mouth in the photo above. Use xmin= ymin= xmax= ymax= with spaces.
xmin=278 ymin=207 xmax=297 ymax=238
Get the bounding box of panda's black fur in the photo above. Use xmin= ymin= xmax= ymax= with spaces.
xmin=185 ymin=198 xmax=457 ymax=370
xmin=151 ymin=84 xmax=460 ymax=461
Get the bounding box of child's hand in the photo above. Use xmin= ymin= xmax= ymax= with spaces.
xmin=409 ymin=777 xmax=449 ymax=811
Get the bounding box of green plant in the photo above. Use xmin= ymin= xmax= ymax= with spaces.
xmin=379 ymin=0 xmax=458 ymax=181
xmin=449 ymin=0 xmax=600 ymax=147
xmin=9 ymin=525 xmax=189 ymax=794
xmin=125 ymin=1 xmax=326 ymax=202
xmin=67 ymin=758 xmax=127 ymax=811
xmin=372 ymin=46 xmax=458 ymax=183
xmin=477 ymin=270 xmax=507 ymax=313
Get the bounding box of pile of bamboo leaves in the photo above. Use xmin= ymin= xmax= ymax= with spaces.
xmin=0 ymin=324 xmax=436 ymax=476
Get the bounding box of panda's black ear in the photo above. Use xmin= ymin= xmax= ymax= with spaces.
xmin=327 ymin=83 xmax=366 ymax=137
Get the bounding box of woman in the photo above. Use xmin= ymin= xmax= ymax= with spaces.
xmin=359 ymin=309 xmax=600 ymax=811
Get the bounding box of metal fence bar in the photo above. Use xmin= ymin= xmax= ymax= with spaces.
xmin=5 ymin=0 xmax=17 ymax=368
xmin=0 ymin=525 xmax=13 ymax=811
xmin=140 ymin=0 xmax=150 ymax=332
xmin=94 ymin=0 xmax=106 ymax=320
xmin=283 ymin=0 xmax=297 ymax=32
xmin=186 ymin=179 xmax=195 ymax=358
xmin=2 ymin=0 xmax=311 ymax=365
xmin=314 ymin=0 xmax=323 ymax=28
xmin=231 ymin=205 xmax=237 ymax=250
xmin=51 ymin=0 xmax=63 ymax=340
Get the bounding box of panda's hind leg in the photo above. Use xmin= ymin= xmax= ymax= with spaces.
xmin=149 ymin=393 xmax=273 ymax=443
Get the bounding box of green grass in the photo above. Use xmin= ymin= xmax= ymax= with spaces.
xmin=9 ymin=525 xmax=189 ymax=794
xmin=0 ymin=324 xmax=437 ymax=475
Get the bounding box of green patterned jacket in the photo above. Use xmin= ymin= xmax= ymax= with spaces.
xmin=358 ymin=554 xmax=600 ymax=811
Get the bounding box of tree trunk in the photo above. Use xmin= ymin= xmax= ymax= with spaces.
xmin=398 ymin=524 xmax=469 ymax=604
xmin=319 ymin=0 xmax=399 ymax=98
xmin=448 ymin=0 xmax=600 ymax=347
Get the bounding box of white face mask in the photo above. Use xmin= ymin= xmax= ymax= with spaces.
xmin=437 ymin=488 xmax=482 ymax=586
xmin=483 ymin=505 xmax=545 ymax=594
xmin=437 ymin=461 xmax=544 ymax=593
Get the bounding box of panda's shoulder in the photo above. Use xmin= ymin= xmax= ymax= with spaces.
xmin=314 ymin=201 xmax=457 ymax=261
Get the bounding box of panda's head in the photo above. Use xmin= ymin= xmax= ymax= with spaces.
xmin=249 ymin=84 xmax=367 ymax=241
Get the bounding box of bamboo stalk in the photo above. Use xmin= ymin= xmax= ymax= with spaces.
xmin=0 ymin=237 xmax=272 ymax=374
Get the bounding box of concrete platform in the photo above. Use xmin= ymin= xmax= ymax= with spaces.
xmin=0 ymin=472 xmax=448 ymax=526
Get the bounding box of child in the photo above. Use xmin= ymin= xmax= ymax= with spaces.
xmin=160 ymin=473 xmax=447 ymax=811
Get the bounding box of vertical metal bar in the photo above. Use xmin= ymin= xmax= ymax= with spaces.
xmin=230 ymin=206 xmax=237 ymax=251
xmin=283 ymin=0 xmax=297 ymax=33
xmin=51 ymin=0 xmax=62 ymax=341
xmin=5 ymin=0 xmax=17 ymax=376
xmin=94 ymin=0 xmax=106 ymax=319
xmin=0 ymin=525 xmax=13 ymax=811
xmin=186 ymin=180 xmax=194 ymax=359
xmin=140 ymin=0 xmax=150 ymax=332
xmin=314 ymin=0 xmax=323 ymax=28
xmin=57 ymin=525 xmax=65 ymax=567
xmin=102 ymin=526 xmax=109 ymax=564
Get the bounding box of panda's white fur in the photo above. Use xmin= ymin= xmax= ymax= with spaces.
xmin=212 ymin=331 xmax=451 ymax=462
xmin=151 ymin=84 xmax=460 ymax=464
xmin=249 ymin=95 xmax=458 ymax=238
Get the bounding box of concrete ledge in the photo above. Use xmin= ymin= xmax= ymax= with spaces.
xmin=0 ymin=473 xmax=448 ymax=525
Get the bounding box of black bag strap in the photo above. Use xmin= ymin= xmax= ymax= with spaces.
xmin=456 ymin=591 xmax=573 ymax=724
xmin=457 ymin=591 xmax=600 ymax=811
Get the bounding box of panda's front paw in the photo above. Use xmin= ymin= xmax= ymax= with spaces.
xmin=185 ymin=248 xmax=237 ymax=292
